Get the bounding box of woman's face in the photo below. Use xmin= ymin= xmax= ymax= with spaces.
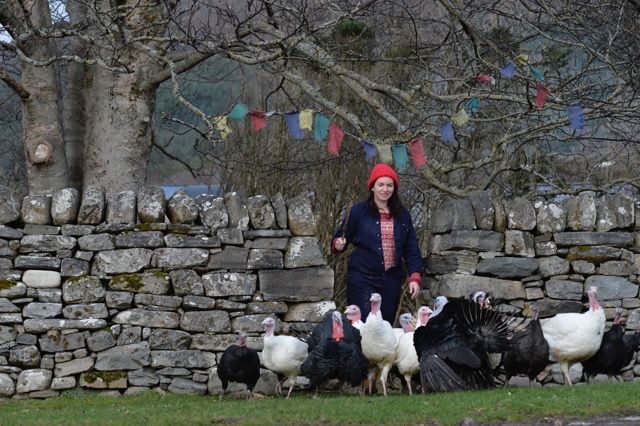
xmin=372 ymin=176 xmax=395 ymax=204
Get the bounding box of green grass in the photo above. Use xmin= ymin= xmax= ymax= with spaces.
xmin=0 ymin=382 xmax=639 ymax=426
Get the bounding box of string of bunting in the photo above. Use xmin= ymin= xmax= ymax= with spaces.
xmin=212 ymin=53 xmax=586 ymax=171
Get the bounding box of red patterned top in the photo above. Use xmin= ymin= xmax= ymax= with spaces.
xmin=380 ymin=212 xmax=396 ymax=270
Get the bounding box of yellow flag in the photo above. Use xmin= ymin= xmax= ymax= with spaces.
xmin=215 ymin=116 xmax=232 ymax=139
xmin=299 ymin=109 xmax=314 ymax=130
xmin=451 ymin=109 xmax=469 ymax=126
xmin=377 ymin=144 xmax=393 ymax=164
xmin=514 ymin=54 xmax=530 ymax=66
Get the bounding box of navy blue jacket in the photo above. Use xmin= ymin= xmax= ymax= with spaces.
xmin=332 ymin=201 xmax=422 ymax=280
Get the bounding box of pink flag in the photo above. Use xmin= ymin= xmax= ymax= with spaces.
xmin=328 ymin=123 xmax=343 ymax=156
xmin=476 ymin=75 xmax=494 ymax=84
xmin=408 ymin=138 xmax=426 ymax=167
xmin=536 ymin=83 xmax=549 ymax=109
xmin=249 ymin=110 xmax=268 ymax=131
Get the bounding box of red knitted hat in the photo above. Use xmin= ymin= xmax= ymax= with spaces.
xmin=367 ymin=164 xmax=399 ymax=190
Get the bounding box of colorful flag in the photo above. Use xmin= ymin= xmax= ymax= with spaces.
xmin=214 ymin=116 xmax=232 ymax=139
xmin=476 ymin=75 xmax=495 ymax=84
xmin=227 ymin=103 xmax=249 ymax=120
xmin=439 ymin=121 xmax=455 ymax=142
xmin=361 ymin=139 xmax=377 ymax=160
xmin=514 ymin=54 xmax=530 ymax=66
xmin=377 ymin=144 xmax=393 ymax=164
xmin=299 ymin=109 xmax=313 ymax=130
xmin=567 ymin=104 xmax=585 ymax=130
xmin=284 ymin=112 xmax=304 ymax=139
xmin=536 ymin=83 xmax=549 ymax=109
xmin=314 ymin=113 xmax=330 ymax=141
xmin=328 ymin=123 xmax=343 ymax=156
xmin=408 ymin=138 xmax=426 ymax=167
xmin=465 ymin=96 xmax=480 ymax=112
xmin=452 ymin=109 xmax=469 ymax=126
xmin=249 ymin=110 xmax=267 ymax=131
xmin=500 ymin=62 xmax=515 ymax=78
xmin=529 ymin=65 xmax=545 ymax=81
xmin=392 ymin=144 xmax=409 ymax=170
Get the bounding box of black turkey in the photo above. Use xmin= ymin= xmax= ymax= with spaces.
xmin=500 ymin=302 xmax=549 ymax=387
xmin=413 ymin=295 xmax=513 ymax=392
xmin=581 ymin=306 xmax=626 ymax=383
xmin=623 ymin=321 xmax=640 ymax=368
xmin=301 ymin=310 xmax=368 ymax=395
xmin=217 ymin=330 xmax=261 ymax=400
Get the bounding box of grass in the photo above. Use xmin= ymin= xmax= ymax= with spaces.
xmin=0 ymin=381 xmax=639 ymax=426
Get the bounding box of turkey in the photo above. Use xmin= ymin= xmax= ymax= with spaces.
xmin=581 ymin=306 xmax=626 ymax=383
xmin=541 ymin=285 xmax=606 ymax=386
xmin=260 ymin=316 xmax=309 ymax=398
xmin=300 ymin=310 xmax=368 ymax=395
xmin=416 ymin=306 xmax=433 ymax=328
xmin=623 ymin=321 xmax=640 ymax=368
xmin=500 ymin=302 xmax=549 ymax=387
xmin=217 ymin=330 xmax=261 ymax=400
xmin=413 ymin=295 xmax=513 ymax=392
xmin=394 ymin=313 xmax=421 ymax=395
xmin=344 ymin=305 xmax=364 ymax=330
xmin=359 ymin=293 xmax=397 ymax=396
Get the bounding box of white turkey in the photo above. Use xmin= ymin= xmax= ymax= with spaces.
xmin=413 ymin=295 xmax=513 ymax=392
xmin=540 ymin=285 xmax=606 ymax=386
xmin=344 ymin=304 xmax=364 ymax=330
xmin=300 ymin=311 xmax=368 ymax=395
xmin=217 ymin=330 xmax=261 ymax=400
xmin=359 ymin=293 xmax=397 ymax=396
xmin=416 ymin=306 xmax=433 ymax=328
xmin=581 ymin=306 xmax=626 ymax=383
xmin=394 ymin=312 xmax=421 ymax=395
xmin=260 ymin=316 xmax=308 ymax=398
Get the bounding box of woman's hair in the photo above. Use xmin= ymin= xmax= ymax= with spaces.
xmin=365 ymin=188 xmax=404 ymax=217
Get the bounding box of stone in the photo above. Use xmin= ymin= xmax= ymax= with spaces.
xmin=16 ymin=369 xmax=52 ymax=393
xmin=207 ymin=246 xmax=248 ymax=271
xmin=148 ymin=329 xmax=192 ymax=350
xmin=467 ymin=190 xmax=495 ymax=231
xmin=61 ymin=224 xmax=95 ymax=236
xmin=429 ymin=198 xmax=476 ymax=233
xmin=270 ymin=193 xmax=288 ymax=229
xmin=113 ymin=309 xmax=180 ymax=329
xmin=182 ymin=295 xmax=216 ymax=310
xmin=51 ymin=188 xmax=80 ymax=226
xmin=77 ymin=186 xmax=106 ymax=225
xmin=598 ymin=260 xmax=633 ymax=276
xmin=169 ymin=269 xmax=205 ymax=296
xmin=246 ymin=195 xmax=277 ymax=230
xmin=259 ymin=268 xmax=334 ymax=302
xmin=80 ymin=371 xmax=128 ymax=388
xmin=106 ymin=190 xmax=137 ymax=224
xmin=504 ymin=230 xmax=535 ymax=257
xmin=284 ymin=237 xmax=327 ymax=268
xmin=0 ymin=225 xmax=23 ymax=239
xmin=0 ymin=186 xmax=21 ymax=225
xmin=22 ymin=302 xmax=63 ymax=319
xmin=202 ymin=272 xmax=257 ymax=297
xmin=86 ymin=330 xmax=117 ymax=352
xmin=115 ymin=231 xmax=165 ymax=249
xmin=167 ymin=378 xmax=207 ymax=395
xmin=0 ymin=281 xmax=27 ymax=299
xmin=504 ymin=197 xmax=536 ymax=231
xmin=152 ymin=248 xmax=209 ymax=271
xmin=63 ymin=303 xmax=109 ymax=319
xmin=14 ymin=255 xmax=61 ymax=270
xmin=180 ymin=311 xmax=231 ymax=333
xmin=22 ymin=270 xmax=61 ymax=288
xmin=584 ymin=276 xmax=639 ymax=300
xmin=54 ymin=357 xmax=94 ymax=377
xmin=108 ymin=272 xmax=171 ymax=295
xmin=133 ymin=294 xmax=182 ymax=311
xmin=94 ymin=342 xmax=151 ymax=371
xmin=571 ymin=260 xmax=596 ymax=275
xmin=475 ymin=257 xmax=539 ymax=279
xmin=151 ymin=350 xmax=216 ymax=369
xmin=60 ymin=258 xmax=90 ymax=277
xmin=62 ymin=275 xmax=106 ymax=303
xmin=163 ymin=233 xmax=220 ymax=249
xmin=538 ymin=256 xmax=571 ymax=277
xmin=0 ymin=298 xmax=20 ymax=313
xmin=137 ymin=187 xmax=166 ymax=223
xmin=534 ymin=200 xmax=567 ymax=234
xmin=247 ymin=249 xmax=283 ymax=269
xmin=19 ymin=234 xmax=76 ymax=253
xmin=23 ymin=318 xmax=107 ymax=333
xmin=23 ymin=224 xmax=60 ymax=235
xmin=565 ymin=194 xmax=597 ymax=231
xmin=92 ymin=248 xmax=153 ymax=275
xmin=436 ymin=230 xmax=504 ymax=252
xmin=128 ymin=368 xmax=160 ymax=387
xmin=51 ymin=377 xmax=76 ymax=390
xmin=284 ymin=301 xmax=336 ymax=322
xmin=223 ymin=192 xmax=250 ymax=231
xmin=432 ymin=273 xmax=526 ymax=300
xmin=0 ymin=372 xmax=15 ymax=397
xmin=195 ymin=195 xmax=228 ymax=233
xmin=21 ymin=195 xmax=53 ymax=225
xmin=250 ymin=237 xmax=289 ymax=250
xmin=546 ymin=280 xmax=584 ymax=300
xmin=105 ymin=291 xmax=133 ymax=309
xmin=167 ymin=189 xmax=198 ymax=224
xmin=565 ymin=245 xmax=623 ymax=264
xmin=216 ymin=228 xmax=244 ymax=245
xmin=286 ymin=193 xmax=316 ymax=236
xmin=9 ymin=345 xmax=41 ymax=368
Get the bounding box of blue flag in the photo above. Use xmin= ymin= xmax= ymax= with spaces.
xmin=360 ymin=139 xmax=377 ymax=160
xmin=567 ymin=104 xmax=585 ymax=130
xmin=500 ymin=62 xmax=515 ymax=78
xmin=392 ymin=144 xmax=409 ymax=170
xmin=284 ymin=112 xmax=304 ymax=139
xmin=439 ymin=121 xmax=455 ymax=142
xmin=314 ymin=113 xmax=330 ymax=141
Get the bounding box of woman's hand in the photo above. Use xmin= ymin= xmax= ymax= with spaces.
xmin=334 ymin=237 xmax=346 ymax=252
xmin=408 ymin=281 xmax=420 ymax=299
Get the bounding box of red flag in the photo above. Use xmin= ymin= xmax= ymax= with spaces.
xmin=328 ymin=123 xmax=343 ymax=156
xmin=249 ymin=110 xmax=268 ymax=131
xmin=476 ymin=75 xmax=494 ymax=84
xmin=408 ymin=138 xmax=426 ymax=167
xmin=536 ymin=83 xmax=549 ymax=109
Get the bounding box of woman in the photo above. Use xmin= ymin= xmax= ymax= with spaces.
xmin=332 ymin=163 xmax=422 ymax=323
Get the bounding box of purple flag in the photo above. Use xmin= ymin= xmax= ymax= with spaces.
xmin=500 ymin=62 xmax=515 ymax=78
xmin=439 ymin=121 xmax=455 ymax=142
xmin=284 ymin=112 xmax=304 ymax=139
xmin=566 ymin=104 xmax=585 ymax=130
xmin=361 ymin=139 xmax=377 ymax=160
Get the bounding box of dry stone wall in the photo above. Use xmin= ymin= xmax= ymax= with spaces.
xmin=424 ymin=191 xmax=640 ymax=385
xmin=0 ymin=186 xmax=333 ymax=398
